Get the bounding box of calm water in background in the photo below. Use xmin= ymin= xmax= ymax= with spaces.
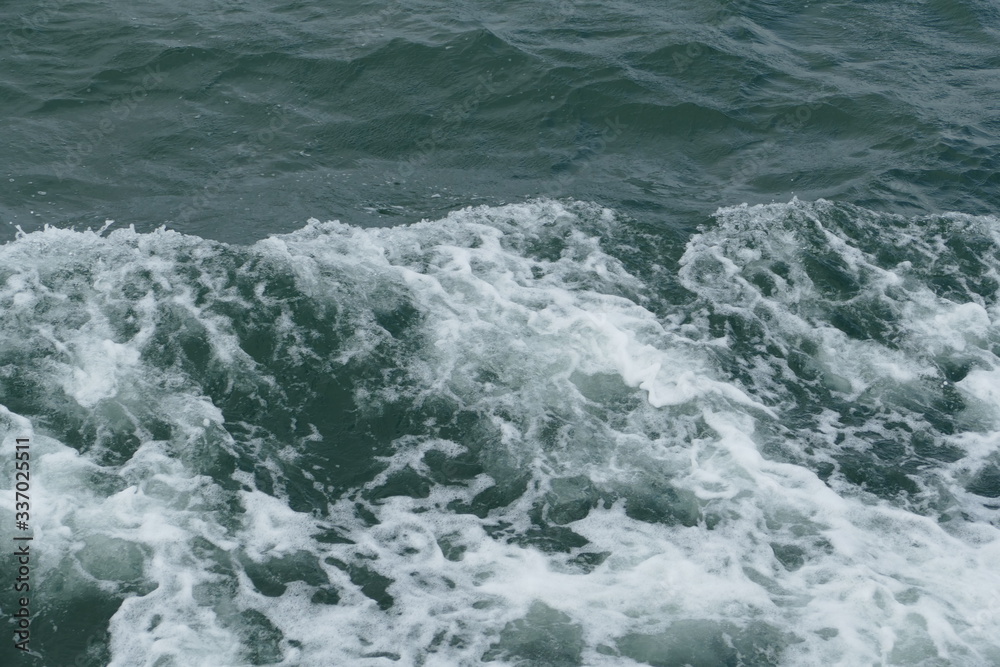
xmin=2 ymin=1 xmax=1000 ymax=665
xmin=3 ymin=0 xmax=998 ymax=243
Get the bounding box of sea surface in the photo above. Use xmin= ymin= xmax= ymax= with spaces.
xmin=2 ymin=1 xmax=1000 ymax=665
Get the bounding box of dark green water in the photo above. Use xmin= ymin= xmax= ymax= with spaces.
xmin=3 ymin=0 xmax=998 ymax=243
xmin=2 ymin=1 xmax=1000 ymax=666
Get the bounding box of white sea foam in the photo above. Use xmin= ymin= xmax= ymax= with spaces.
xmin=1 ymin=200 xmax=999 ymax=665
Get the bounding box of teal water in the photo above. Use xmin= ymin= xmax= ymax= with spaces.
xmin=2 ymin=1 xmax=1000 ymax=666
xmin=2 ymin=0 xmax=998 ymax=243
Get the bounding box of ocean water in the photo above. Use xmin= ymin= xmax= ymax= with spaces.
xmin=2 ymin=1 xmax=1000 ymax=666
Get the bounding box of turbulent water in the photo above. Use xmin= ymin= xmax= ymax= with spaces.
xmin=2 ymin=1 xmax=1000 ymax=666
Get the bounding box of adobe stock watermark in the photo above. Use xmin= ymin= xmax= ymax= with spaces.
xmin=387 ymin=73 xmax=499 ymax=182
xmin=5 ymin=0 xmax=66 ymax=54
xmin=176 ymin=105 xmax=293 ymax=224
xmin=71 ymin=630 xmax=110 ymax=667
xmin=540 ymin=115 xmax=628 ymax=199
xmin=674 ymin=0 xmax=755 ymax=74
xmin=546 ymin=0 xmax=578 ymax=20
xmin=731 ymin=96 xmax=825 ymax=184
xmin=353 ymin=2 xmax=405 ymax=47
xmin=11 ymin=437 xmax=32 ymax=654
xmin=52 ymin=65 xmax=165 ymax=180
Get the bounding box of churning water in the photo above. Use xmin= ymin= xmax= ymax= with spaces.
xmin=2 ymin=1 xmax=1000 ymax=665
